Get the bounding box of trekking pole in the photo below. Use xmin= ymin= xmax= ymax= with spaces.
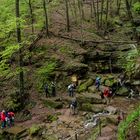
xmin=99 ymin=117 xmax=101 ymax=136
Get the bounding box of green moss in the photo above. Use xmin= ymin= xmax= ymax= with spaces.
xmin=46 ymin=114 xmax=58 ymax=122
xmin=78 ymin=79 xmax=93 ymax=93
xmin=43 ymin=99 xmax=63 ymax=109
xmin=29 ymin=125 xmax=41 ymax=136
xmin=81 ymin=103 xmax=93 ymax=112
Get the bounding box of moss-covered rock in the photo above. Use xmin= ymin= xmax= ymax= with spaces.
xmin=77 ymin=94 xmax=103 ymax=104
xmin=64 ymin=61 xmax=88 ymax=74
xmin=80 ymin=103 xmax=103 ymax=113
xmin=106 ymin=115 xmax=118 ymax=125
xmin=116 ymin=87 xmax=129 ymax=96
xmin=43 ymin=99 xmax=63 ymax=109
xmin=29 ymin=125 xmax=41 ymax=136
xmin=78 ymin=79 xmax=94 ymax=93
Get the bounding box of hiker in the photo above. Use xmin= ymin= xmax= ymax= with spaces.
xmin=5 ymin=111 xmax=10 ymax=127
xmin=103 ymin=87 xmax=110 ymax=104
xmin=117 ymin=110 xmax=124 ymax=124
xmin=8 ymin=112 xmax=15 ymax=126
xmin=1 ymin=110 xmax=6 ymax=128
xmin=45 ymin=83 xmax=49 ymax=98
xmin=95 ymin=77 xmax=101 ymax=90
xmin=118 ymin=74 xmax=125 ymax=87
xmin=70 ymin=98 xmax=77 ymax=115
xmin=68 ymin=83 xmax=75 ymax=97
xmin=127 ymin=88 xmax=134 ymax=99
xmin=51 ymin=81 xmax=56 ymax=97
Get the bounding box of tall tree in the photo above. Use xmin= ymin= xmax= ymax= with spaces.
xmin=96 ymin=0 xmax=100 ymax=29
xmin=15 ymin=0 xmax=24 ymax=96
xmin=28 ymin=0 xmax=34 ymax=34
xmin=65 ymin=0 xmax=70 ymax=32
xmin=43 ymin=0 xmax=49 ymax=37
xmin=100 ymin=0 xmax=104 ymax=28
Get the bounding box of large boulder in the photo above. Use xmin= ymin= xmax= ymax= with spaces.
xmin=78 ymin=79 xmax=94 ymax=93
xmin=63 ymin=61 xmax=88 ymax=75
xmin=80 ymin=103 xmax=104 ymax=113
xmin=77 ymin=93 xmax=103 ymax=104
xmin=43 ymin=99 xmax=63 ymax=109
xmin=116 ymin=86 xmax=129 ymax=96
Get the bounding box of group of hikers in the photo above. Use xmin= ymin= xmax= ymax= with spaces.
xmin=0 ymin=110 xmax=15 ymax=129
xmin=45 ymin=81 xmax=56 ymax=97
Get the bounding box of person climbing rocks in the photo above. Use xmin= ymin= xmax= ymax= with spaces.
xmin=45 ymin=83 xmax=49 ymax=98
xmin=95 ymin=76 xmax=101 ymax=90
xmin=70 ymin=98 xmax=77 ymax=115
xmin=127 ymin=88 xmax=134 ymax=99
xmin=117 ymin=110 xmax=124 ymax=124
xmin=8 ymin=111 xmax=15 ymax=126
xmin=103 ymin=87 xmax=110 ymax=104
xmin=1 ymin=110 xmax=6 ymax=128
xmin=68 ymin=83 xmax=75 ymax=97
xmin=51 ymin=81 xmax=56 ymax=97
xmin=5 ymin=111 xmax=10 ymax=127
xmin=118 ymin=73 xmax=125 ymax=87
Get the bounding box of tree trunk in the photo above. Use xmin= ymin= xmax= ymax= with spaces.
xmin=92 ymin=0 xmax=97 ymax=18
xmin=125 ymin=0 xmax=133 ymax=22
xmin=100 ymin=0 xmax=104 ymax=28
xmin=96 ymin=0 xmax=100 ymax=29
xmin=105 ymin=0 xmax=109 ymax=30
xmin=65 ymin=0 xmax=70 ymax=32
xmin=43 ymin=0 xmax=49 ymax=37
xmin=116 ymin=0 xmax=121 ymax=15
xmin=28 ymin=0 xmax=34 ymax=34
xmin=15 ymin=0 xmax=24 ymax=96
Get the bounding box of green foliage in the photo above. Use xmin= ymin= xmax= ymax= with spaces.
xmin=133 ymin=2 xmax=140 ymax=14
xmin=118 ymin=106 xmax=140 ymax=140
xmin=46 ymin=114 xmax=58 ymax=122
xmin=3 ymin=91 xmax=23 ymax=111
xmin=119 ymin=46 xmax=140 ymax=78
xmin=35 ymin=61 xmax=56 ymax=91
xmin=78 ymin=79 xmax=93 ymax=92
xmin=29 ymin=124 xmax=41 ymax=136
xmin=43 ymin=99 xmax=63 ymax=109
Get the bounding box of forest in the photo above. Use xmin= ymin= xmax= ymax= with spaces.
xmin=0 ymin=0 xmax=140 ymax=139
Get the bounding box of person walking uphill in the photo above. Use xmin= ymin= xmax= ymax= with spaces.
xmin=51 ymin=81 xmax=56 ymax=97
xmin=95 ymin=77 xmax=101 ymax=90
xmin=1 ymin=110 xmax=6 ymax=128
xmin=68 ymin=83 xmax=75 ymax=97
xmin=45 ymin=83 xmax=49 ymax=98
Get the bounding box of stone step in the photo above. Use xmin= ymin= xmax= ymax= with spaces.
xmin=4 ymin=126 xmax=27 ymax=136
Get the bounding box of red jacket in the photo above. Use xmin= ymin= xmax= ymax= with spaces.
xmin=1 ymin=112 xmax=6 ymax=121
xmin=104 ymin=88 xmax=109 ymax=97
